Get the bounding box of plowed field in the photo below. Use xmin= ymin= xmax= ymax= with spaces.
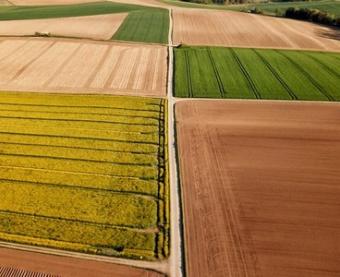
xmin=0 ymin=38 xmax=167 ymax=96
xmin=177 ymin=100 xmax=340 ymax=277
xmin=0 ymin=14 xmax=127 ymax=40
xmin=0 ymin=247 xmax=164 ymax=277
xmin=173 ymin=9 xmax=340 ymax=51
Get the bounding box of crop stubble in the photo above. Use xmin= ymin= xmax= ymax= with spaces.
xmin=176 ymin=100 xmax=340 ymax=277
xmin=0 ymin=14 xmax=128 ymax=40
xmin=173 ymin=9 xmax=340 ymax=51
xmin=0 ymin=38 xmax=167 ymax=97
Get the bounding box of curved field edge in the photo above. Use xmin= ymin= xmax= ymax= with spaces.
xmin=0 ymin=2 xmax=169 ymax=44
xmin=174 ymin=46 xmax=340 ymax=101
xmin=0 ymin=92 xmax=169 ymax=260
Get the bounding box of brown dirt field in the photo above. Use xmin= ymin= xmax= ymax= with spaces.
xmin=0 ymin=38 xmax=167 ymax=97
xmin=108 ymin=0 xmax=169 ymax=8
xmin=173 ymin=9 xmax=340 ymax=51
xmin=0 ymin=247 xmax=163 ymax=277
xmin=176 ymin=100 xmax=340 ymax=277
xmin=0 ymin=14 xmax=127 ymax=40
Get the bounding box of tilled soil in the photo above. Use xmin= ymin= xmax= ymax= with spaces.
xmin=176 ymin=100 xmax=340 ymax=277
xmin=0 ymin=38 xmax=167 ymax=97
xmin=173 ymin=9 xmax=340 ymax=51
xmin=0 ymin=247 xmax=164 ymax=277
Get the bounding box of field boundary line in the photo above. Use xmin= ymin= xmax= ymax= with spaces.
xmin=253 ymin=49 xmax=297 ymax=100
xmin=277 ymin=50 xmax=334 ymax=101
xmin=230 ymin=48 xmax=261 ymax=99
xmin=207 ymin=48 xmax=225 ymax=98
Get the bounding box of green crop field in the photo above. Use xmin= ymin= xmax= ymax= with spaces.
xmin=174 ymin=46 xmax=340 ymax=100
xmin=113 ymin=9 xmax=169 ymax=44
xmin=0 ymin=2 xmax=169 ymax=44
xmin=0 ymin=92 xmax=169 ymax=260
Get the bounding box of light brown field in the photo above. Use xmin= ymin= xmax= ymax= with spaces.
xmin=9 ymin=0 xmax=100 ymax=5
xmin=0 ymin=38 xmax=167 ymax=96
xmin=176 ymin=100 xmax=340 ymax=277
xmin=0 ymin=14 xmax=127 ymax=40
xmin=173 ymin=9 xmax=340 ymax=51
xmin=0 ymin=247 xmax=164 ymax=277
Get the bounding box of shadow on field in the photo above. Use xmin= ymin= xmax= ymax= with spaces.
xmin=318 ymin=26 xmax=340 ymax=41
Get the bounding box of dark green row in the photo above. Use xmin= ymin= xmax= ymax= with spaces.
xmin=174 ymin=47 xmax=340 ymax=101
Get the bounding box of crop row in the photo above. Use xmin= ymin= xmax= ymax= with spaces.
xmin=0 ymin=166 xmax=159 ymax=196
xmin=0 ymin=93 xmax=168 ymax=259
xmin=0 ymin=180 xmax=157 ymax=228
xmin=175 ymin=47 xmax=340 ymax=100
xmin=0 ymin=211 xmax=156 ymax=258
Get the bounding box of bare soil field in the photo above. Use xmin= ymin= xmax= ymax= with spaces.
xmin=0 ymin=247 xmax=163 ymax=277
xmin=173 ymin=9 xmax=340 ymax=51
xmin=176 ymin=100 xmax=340 ymax=277
xmin=108 ymin=0 xmax=169 ymax=7
xmin=9 ymin=0 xmax=99 ymax=5
xmin=0 ymin=14 xmax=127 ymax=40
xmin=0 ymin=38 xmax=167 ymax=96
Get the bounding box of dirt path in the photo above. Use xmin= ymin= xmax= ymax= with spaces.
xmin=176 ymin=99 xmax=340 ymax=277
xmin=166 ymin=8 xmax=184 ymax=277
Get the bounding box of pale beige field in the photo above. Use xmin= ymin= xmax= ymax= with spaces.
xmin=177 ymin=100 xmax=340 ymax=277
xmin=0 ymin=14 xmax=127 ymax=40
xmin=173 ymin=9 xmax=340 ymax=51
xmin=0 ymin=38 xmax=167 ymax=96
xmin=9 ymin=0 xmax=99 ymax=5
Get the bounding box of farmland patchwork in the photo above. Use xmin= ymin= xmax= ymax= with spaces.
xmin=0 ymin=92 xmax=169 ymax=260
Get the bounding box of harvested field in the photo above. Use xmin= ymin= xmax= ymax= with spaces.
xmin=9 ymin=0 xmax=100 ymax=5
xmin=0 ymin=14 xmax=127 ymax=40
xmin=175 ymin=47 xmax=340 ymax=100
xmin=173 ymin=9 xmax=340 ymax=51
xmin=0 ymin=248 xmax=164 ymax=277
xmin=177 ymin=100 xmax=340 ymax=277
xmin=0 ymin=2 xmax=169 ymax=44
xmin=0 ymin=38 xmax=167 ymax=97
xmin=0 ymin=92 xmax=169 ymax=260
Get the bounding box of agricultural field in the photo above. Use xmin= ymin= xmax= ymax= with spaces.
xmin=233 ymin=0 xmax=340 ymax=17
xmin=174 ymin=46 xmax=340 ymax=100
xmin=172 ymin=9 xmax=340 ymax=51
xmin=176 ymin=100 xmax=340 ymax=277
xmin=0 ymin=38 xmax=167 ymax=96
xmin=0 ymin=14 xmax=128 ymax=40
xmin=0 ymin=2 xmax=169 ymax=43
xmin=0 ymin=248 xmax=164 ymax=276
xmin=0 ymin=92 xmax=169 ymax=260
